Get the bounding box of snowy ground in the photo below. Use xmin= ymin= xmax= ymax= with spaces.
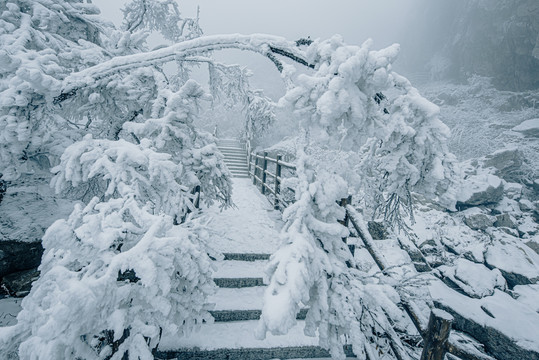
xmin=203 ymin=178 xmax=284 ymax=254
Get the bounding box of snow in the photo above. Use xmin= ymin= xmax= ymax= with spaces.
xmin=204 ymin=178 xmax=283 ymax=254
xmin=159 ymin=320 xmax=320 ymax=350
xmin=213 ymin=260 xmax=267 ymax=279
xmin=438 ymin=258 xmax=506 ymax=298
xmin=485 ymin=241 xmax=539 ymax=280
xmin=0 ymin=298 xmax=22 ymax=327
xmin=210 ymin=287 xmax=266 ymax=311
xmin=512 ymin=118 xmax=539 ymax=136
xmin=429 ymin=281 xmax=539 ymax=353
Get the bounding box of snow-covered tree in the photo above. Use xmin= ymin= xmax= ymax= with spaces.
xmin=257 ymin=37 xmax=458 ymax=359
xmin=0 ymin=1 xmax=458 ymax=359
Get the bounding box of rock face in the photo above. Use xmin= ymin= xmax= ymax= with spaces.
xmin=0 ymin=241 xmax=43 ymax=279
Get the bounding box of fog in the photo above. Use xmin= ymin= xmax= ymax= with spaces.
xmin=92 ymin=0 xmax=539 ymax=92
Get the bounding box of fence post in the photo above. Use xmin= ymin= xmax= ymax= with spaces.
xmin=261 ymin=151 xmax=268 ymax=195
xmin=274 ymin=155 xmax=282 ymax=210
xmin=339 ymin=195 xmax=354 ymax=261
xmin=420 ymin=309 xmax=453 ymax=360
xmin=248 ymin=150 xmax=252 ymax=178
xmin=253 ymin=153 xmax=259 ymax=186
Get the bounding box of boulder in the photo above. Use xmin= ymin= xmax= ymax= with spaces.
xmin=493 ymin=214 xmax=517 ymax=229
xmin=512 ymin=118 xmax=539 ymax=137
xmin=0 ymin=241 xmax=43 ymax=278
xmin=484 ymin=148 xmax=524 ymax=183
xmin=519 ymin=199 xmax=535 ymax=212
xmin=456 ymin=174 xmax=504 ymax=210
xmin=464 ymin=213 xmax=494 ymax=231
xmin=485 ymin=242 xmax=539 ymax=288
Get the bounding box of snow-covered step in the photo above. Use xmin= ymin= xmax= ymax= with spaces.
xmin=210 ymin=286 xmax=266 ymax=310
xmin=219 ymin=146 xmax=246 ymax=152
xmin=156 ymin=320 xmax=354 ymax=359
xmin=224 ymin=158 xmax=249 ymax=165
xmin=213 ymin=260 xmax=267 ymax=278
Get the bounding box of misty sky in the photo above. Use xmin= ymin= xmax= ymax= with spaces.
xmin=91 ymin=0 xmax=429 ymax=97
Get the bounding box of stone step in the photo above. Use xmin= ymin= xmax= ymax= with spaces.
xmin=156 ymin=320 xmax=355 ymax=360
xmin=154 ymin=346 xmax=355 ymax=360
xmin=222 ymin=253 xmax=271 ymax=261
xmin=209 ymin=308 xmax=309 ymax=323
xmin=219 ymin=147 xmax=244 ymax=152
xmin=225 ymin=163 xmax=248 ymax=169
xmin=214 ymin=278 xmax=264 ymax=288
xmin=224 ymin=158 xmax=249 ymax=164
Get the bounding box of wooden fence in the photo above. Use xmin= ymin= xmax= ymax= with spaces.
xmin=248 ymin=150 xmax=296 ymax=210
xmin=244 ymin=144 xmax=493 ymax=360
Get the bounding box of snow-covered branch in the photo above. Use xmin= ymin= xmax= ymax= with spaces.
xmin=57 ymin=34 xmax=313 ymax=102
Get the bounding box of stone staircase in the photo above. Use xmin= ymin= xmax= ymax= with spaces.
xmin=155 ymin=252 xmax=351 ymax=359
xmin=217 ymin=139 xmax=249 ymax=178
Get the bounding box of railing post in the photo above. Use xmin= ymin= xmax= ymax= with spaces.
xmin=339 ymin=195 xmax=354 ymax=260
xmin=261 ymin=151 xmax=268 ymax=195
xmin=274 ymin=155 xmax=282 ymax=210
xmin=248 ymin=151 xmax=252 ymax=178
xmin=420 ymin=309 xmax=453 ymax=360
xmin=253 ymin=153 xmax=259 ymax=186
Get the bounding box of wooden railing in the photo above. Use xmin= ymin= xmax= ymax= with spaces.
xmin=244 ymin=146 xmax=492 ymax=360
xmin=248 ymin=150 xmax=296 ymax=210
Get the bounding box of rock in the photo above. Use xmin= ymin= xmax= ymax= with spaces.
xmin=367 ymin=221 xmax=388 ymax=240
xmin=0 ymin=241 xmax=43 ymax=278
xmin=456 ymin=174 xmax=504 ymax=210
xmin=464 ymin=213 xmax=494 ymax=231
xmin=533 ymin=179 xmax=539 ymax=193
xmin=1 ymin=269 xmax=39 ymax=297
xmin=503 ymin=182 xmax=522 ymax=200
xmin=484 ymin=148 xmax=524 ymax=183
xmin=519 ymin=199 xmax=535 ymax=212
xmin=485 ymin=243 xmax=539 ymax=289
xmin=526 ymin=241 xmax=539 ymax=255
xmin=494 ymin=214 xmax=517 ymax=229
xmin=512 ymin=118 xmax=539 ymax=137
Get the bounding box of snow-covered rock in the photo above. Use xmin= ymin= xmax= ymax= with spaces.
xmin=456 ymin=172 xmax=504 ymax=209
xmin=483 ymin=148 xmax=524 ymax=183
xmin=493 ymin=214 xmax=517 ymax=229
xmin=464 ymin=212 xmax=494 ymax=231
xmin=519 ymin=199 xmax=535 ymax=212
xmin=438 ymin=258 xmax=506 ymax=298
xmin=512 ymin=118 xmax=539 ymax=137
xmin=485 ymin=240 xmax=539 ymax=288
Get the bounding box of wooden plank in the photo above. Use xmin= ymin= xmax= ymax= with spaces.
xmin=274 ymin=155 xmax=282 ymax=210
xmin=420 ymin=309 xmax=453 ymax=360
xmin=261 ymin=152 xmax=268 ymax=195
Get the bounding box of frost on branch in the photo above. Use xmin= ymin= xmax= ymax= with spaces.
xmin=123 ymin=0 xmax=202 ymax=41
